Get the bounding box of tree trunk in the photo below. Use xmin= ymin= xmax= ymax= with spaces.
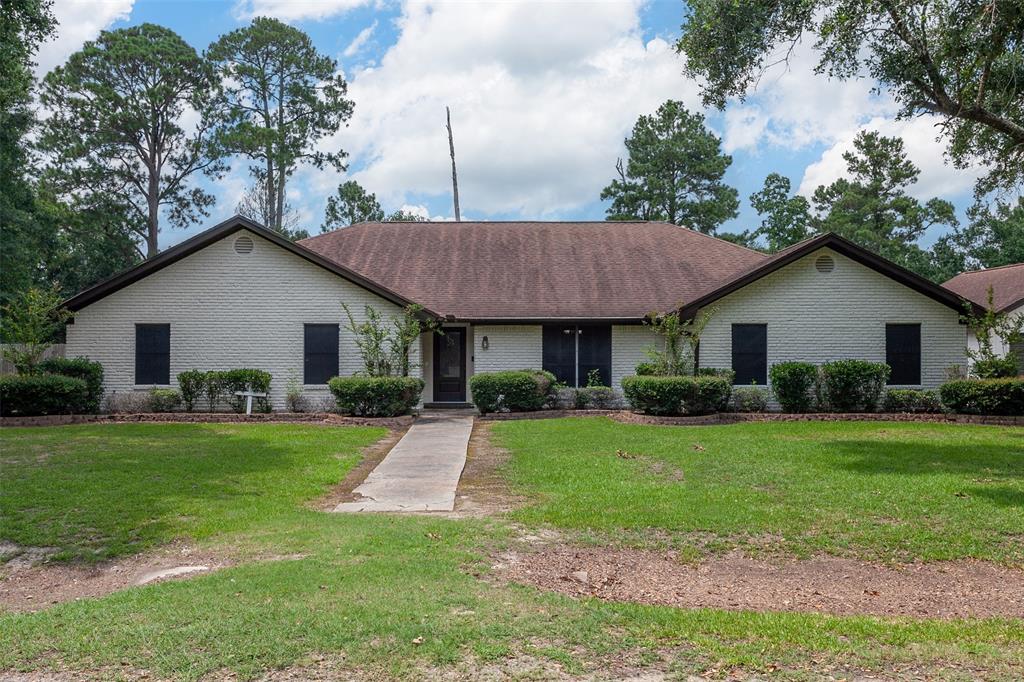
xmin=446 ymin=106 xmax=461 ymax=222
xmin=264 ymin=158 xmax=275 ymax=229
xmin=147 ymin=171 xmax=160 ymax=258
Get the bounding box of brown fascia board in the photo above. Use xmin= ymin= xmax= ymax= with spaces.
xmin=678 ymin=232 xmax=983 ymax=320
xmin=63 ymin=215 xmax=437 ymax=316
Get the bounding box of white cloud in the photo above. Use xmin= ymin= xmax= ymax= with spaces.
xmin=233 ymin=0 xmax=371 ymax=22
xmin=798 ymin=116 xmax=984 ymax=201
xmin=343 ymin=21 xmax=377 ymax=58
xmin=311 ymin=0 xmax=696 ymax=218
xmin=35 ymin=0 xmax=134 ymax=78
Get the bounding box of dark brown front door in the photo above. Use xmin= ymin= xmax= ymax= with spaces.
xmin=433 ymin=328 xmax=466 ymax=402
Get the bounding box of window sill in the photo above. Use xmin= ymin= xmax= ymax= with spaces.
xmin=133 ymin=385 xmax=170 ymax=390
xmin=302 ymin=384 xmax=331 ymax=390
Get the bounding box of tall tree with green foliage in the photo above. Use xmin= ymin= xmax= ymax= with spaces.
xmin=965 ymin=199 xmax=1024 ymax=268
xmin=749 ymin=173 xmax=811 ymax=252
xmin=322 ymin=181 xmax=384 ymax=231
xmin=601 ymin=100 xmax=738 ymax=234
xmin=676 ymin=0 xmax=1024 ymax=195
xmin=208 ymin=18 xmax=353 ymax=236
xmin=39 ymin=24 xmax=224 ymax=259
xmin=0 ymin=0 xmax=56 ymax=306
xmin=810 ymin=131 xmax=957 ymax=279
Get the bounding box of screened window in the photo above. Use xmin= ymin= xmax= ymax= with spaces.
xmin=304 ymin=324 xmax=339 ymax=384
xmin=542 ymin=324 xmax=612 ymax=387
xmin=886 ymin=324 xmax=921 ymax=384
xmin=1012 ymin=341 xmax=1024 ymax=376
xmin=731 ymin=324 xmax=767 ymax=385
xmin=135 ymin=324 xmax=170 ymax=385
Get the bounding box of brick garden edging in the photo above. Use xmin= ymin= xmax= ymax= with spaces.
xmin=0 ymin=412 xmax=414 ymax=429
xmin=478 ymin=409 xmax=1023 ymax=427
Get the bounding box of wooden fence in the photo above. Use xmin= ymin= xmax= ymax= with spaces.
xmin=0 ymin=344 xmax=66 ymax=375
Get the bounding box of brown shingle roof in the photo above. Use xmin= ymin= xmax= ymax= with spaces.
xmin=944 ymin=263 xmax=1024 ymax=312
xmin=298 ymin=221 xmax=767 ymax=319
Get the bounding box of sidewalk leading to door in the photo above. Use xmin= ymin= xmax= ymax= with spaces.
xmin=333 ymin=413 xmax=473 ymax=513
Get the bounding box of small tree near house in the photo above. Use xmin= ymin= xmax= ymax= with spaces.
xmin=963 ymin=286 xmax=1024 ymax=379
xmin=1 ymin=286 xmax=72 ymax=374
xmin=641 ymin=307 xmax=716 ymax=376
xmin=342 ymin=303 xmax=439 ymax=377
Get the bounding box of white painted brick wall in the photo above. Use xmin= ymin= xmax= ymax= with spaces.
xmin=611 ymin=325 xmax=660 ymax=389
xmin=65 ymin=229 xmax=419 ymax=410
xmin=472 ymin=325 xmax=542 ymax=373
xmin=698 ymin=247 xmax=967 ymax=401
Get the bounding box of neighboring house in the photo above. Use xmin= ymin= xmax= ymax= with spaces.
xmin=944 ymin=263 xmax=1024 ymax=373
xmin=64 ymin=215 xmax=975 ymax=410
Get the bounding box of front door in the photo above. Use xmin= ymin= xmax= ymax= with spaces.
xmin=433 ymin=328 xmax=467 ymax=402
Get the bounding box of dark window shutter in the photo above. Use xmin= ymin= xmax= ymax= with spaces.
xmin=543 ymin=325 xmax=578 ymax=386
xmin=731 ymin=324 xmax=767 ymax=385
xmin=304 ymin=324 xmax=340 ymax=384
xmin=886 ymin=324 xmax=921 ymax=384
xmin=577 ymin=325 xmax=612 ymax=387
xmin=135 ymin=324 xmax=170 ymax=385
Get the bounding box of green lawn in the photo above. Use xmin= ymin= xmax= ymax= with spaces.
xmin=495 ymin=418 xmax=1024 ymax=563
xmin=1 ymin=420 xmax=1023 ymax=680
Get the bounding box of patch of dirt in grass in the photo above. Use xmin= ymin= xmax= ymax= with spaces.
xmin=313 ymin=426 xmax=408 ymax=510
xmin=496 ymin=545 xmax=1024 ymax=619
xmin=448 ymin=421 xmax=526 ymax=518
xmin=0 ymin=541 xmax=240 ymax=613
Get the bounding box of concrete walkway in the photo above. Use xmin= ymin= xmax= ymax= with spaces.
xmin=333 ymin=413 xmax=473 ymax=513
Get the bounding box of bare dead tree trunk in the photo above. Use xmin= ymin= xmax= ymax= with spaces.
xmin=446 ymin=106 xmax=461 ymax=222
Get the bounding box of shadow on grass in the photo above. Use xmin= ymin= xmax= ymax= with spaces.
xmin=0 ymin=423 xmax=365 ymax=562
xmin=828 ymin=438 xmax=1024 ymax=479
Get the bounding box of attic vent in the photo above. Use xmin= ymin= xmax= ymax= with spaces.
xmin=234 ymin=235 xmax=254 ymax=254
xmin=815 ymin=254 xmax=835 ymax=273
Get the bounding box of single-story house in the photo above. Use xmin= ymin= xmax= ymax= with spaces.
xmin=63 ymin=215 xmax=977 ymax=410
xmin=944 ymin=263 xmax=1024 ymax=373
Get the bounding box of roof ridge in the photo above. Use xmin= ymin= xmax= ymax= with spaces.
xmin=949 ymin=261 xmax=1024 ymax=277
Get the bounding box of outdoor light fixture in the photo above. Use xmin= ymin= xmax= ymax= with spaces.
xmin=481 ymin=336 xmax=489 ymax=349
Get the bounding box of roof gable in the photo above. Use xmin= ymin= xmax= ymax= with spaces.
xmin=63 ymin=216 xmax=429 ymax=313
xmin=679 ymin=232 xmax=979 ymax=318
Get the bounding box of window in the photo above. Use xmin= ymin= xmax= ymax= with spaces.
xmin=304 ymin=324 xmax=339 ymax=384
xmin=135 ymin=324 xmax=170 ymax=385
xmin=1012 ymin=341 xmax=1024 ymax=376
xmin=542 ymin=324 xmax=612 ymax=387
xmin=731 ymin=324 xmax=767 ymax=385
xmin=886 ymin=324 xmax=921 ymax=384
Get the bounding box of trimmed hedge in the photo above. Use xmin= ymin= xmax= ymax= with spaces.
xmin=469 ymin=370 xmax=557 ymax=415
xmin=971 ymin=356 xmax=1019 ymax=379
xmin=769 ymin=361 xmax=818 ymax=412
xmin=883 ymin=389 xmax=942 ymax=414
xmin=621 ymin=375 xmax=731 ymax=416
xmin=148 ymin=388 xmax=182 ymax=412
xmin=0 ymin=373 xmax=89 ymax=416
xmin=574 ymin=386 xmax=617 ymax=409
xmin=37 ymin=357 xmax=104 ymax=413
xmin=177 ymin=369 xmax=206 ymax=412
xmin=220 ymin=369 xmax=273 ymax=413
xmin=731 ymin=386 xmax=768 ymax=413
xmin=328 ymin=376 xmax=425 ymax=417
xmin=939 ymin=378 xmax=1024 ymax=415
xmin=818 ymin=360 xmax=890 ymax=412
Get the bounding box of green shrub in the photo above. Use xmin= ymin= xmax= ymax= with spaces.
xmin=971 ymin=356 xmax=1019 ymax=379
xmin=883 ymin=389 xmax=942 ymax=413
xmin=220 ymin=369 xmax=273 ymax=413
xmin=37 ymin=357 xmax=104 ymax=413
xmin=634 ymin=362 xmax=659 ymax=376
xmin=469 ymin=370 xmax=557 ymax=415
xmin=328 ymin=376 xmax=425 ymax=417
xmin=148 ymin=388 xmax=182 ymax=412
xmin=574 ymin=386 xmax=617 ymax=409
xmin=203 ymin=371 xmax=225 ymax=412
xmin=769 ymin=361 xmax=818 ymax=412
xmin=176 ymin=370 xmax=206 ymax=412
xmin=0 ymin=373 xmax=88 ymax=416
xmin=939 ymin=378 xmax=1024 ymax=415
xmin=622 ymin=375 xmax=731 ymax=416
xmin=697 ymin=367 xmax=736 ymax=384
xmin=818 ymin=360 xmax=890 ymax=412
xmin=731 ymin=386 xmax=768 ymax=413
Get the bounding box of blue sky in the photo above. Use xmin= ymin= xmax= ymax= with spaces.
xmin=37 ymin=0 xmax=983 ymax=249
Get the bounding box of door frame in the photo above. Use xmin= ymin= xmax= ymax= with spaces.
xmin=432 ymin=327 xmax=467 ymax=402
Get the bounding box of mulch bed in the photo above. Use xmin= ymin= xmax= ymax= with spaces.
xmin=496 ymin=545 xmax=1024 ymax=619
xmin=478 ymin=410 xmax=1022 ymax=427
xmin=0 ymin=412 xmax=414 ymax=429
